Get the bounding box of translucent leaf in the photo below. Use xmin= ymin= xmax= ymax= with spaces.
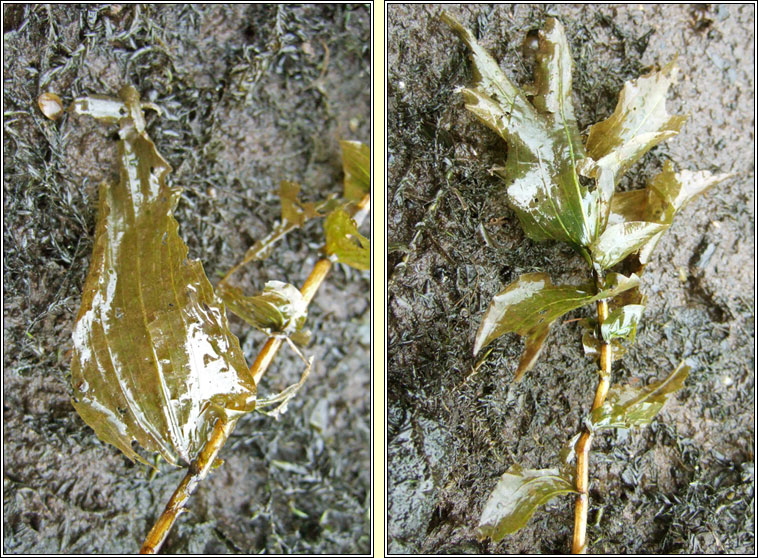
xmin=608 ymin=161 xmax=732 ymax=264
xmin=590 ymin=361 xmax=690 ymax=430
xmin=70 ymin=86 xmax=256 ymax=467
xmin=340 ymin=140 xmax=370 ymax=202
xmin=477 ymin=464 xmax=577 ymax=541
xmin=217 ymin=280 xmax=307 ymax=337
xmin=324 ymin=208 xmax=370 ymax=270
xmin=601 ymin=304 xmax=644 ymax=342
xmin=442 ymin=13 xmax=596 ymax=249
xmin=473 ymin=272 xmax=640 ymax=380
xmin=582 ymin=60 xmax=687 ymax=229
xmin=590 ymin=221 xmax=668 ymax=270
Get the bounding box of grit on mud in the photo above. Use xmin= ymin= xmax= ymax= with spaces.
xmin=4 ymin=4 xmax=370 ymax=554
xmin=388 ymin=4 xmax=754 ymax=554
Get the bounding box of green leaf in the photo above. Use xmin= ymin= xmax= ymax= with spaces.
xmin=324 ymin=208 xmax=370 ymax=270
xmin=608 ymin=161 xmax=732 ymax=264
xmin=601 ymin=304 xmax=644 ymax=342
xmin=217 ymin=280 xmax=307 ymax=337
xmin=473 ymin=272 xmax=639 ymax=380
xmin=590 ymin=361 xmax=690 ymax=430
xmin=477 ymin=464 xmax=577 ymax=541
xmin=340 ymin=140 xmax=370 ymax=202
xmin=581 ymin=60 xmax=687 ymax=230
xmin=442 ymin=13 xmax=596 ymax=249
xmin=70 ymin=86 xmax=256 ymax=467
xmin=590 ymin=221 xmax=668 ymax=270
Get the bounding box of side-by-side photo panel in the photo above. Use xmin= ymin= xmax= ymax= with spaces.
xmin=4 ymin=4 xmax=371 ymax=554
xmin=387 ymin=3 xmax=752 ymax=555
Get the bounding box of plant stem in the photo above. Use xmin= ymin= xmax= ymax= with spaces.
xmin=140 ymin=193 xmax=370 ymax=553
xmin=572 ymin=298 xmax=611 ymax=554
xmin=140 ymin=419 xmax=234 ymax=553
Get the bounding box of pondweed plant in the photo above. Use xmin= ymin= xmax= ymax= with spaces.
xmin=442 ymin=13 xmax=730 ymax=554
xmin=52 ymin=86 xmax=369 ymax=553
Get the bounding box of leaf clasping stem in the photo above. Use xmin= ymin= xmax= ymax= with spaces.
xmin=572 ymin=296 xmax=611 ymax=554
xmin=140 ymin=193 xmax=370 ymax=554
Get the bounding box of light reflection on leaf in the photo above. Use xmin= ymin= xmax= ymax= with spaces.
xmin=473 ymin=272 xmax=639 ymax=380
xmin=582 ymin=60 xmax=688 ymax=230
xmin=70 ymin=86 xmax=256 ymax=467
xmin=609 ymin=161 xmax=732 ymax=264
xmin=590 ymin=361 xmax=690 ymax=430
xmin=477 ymin=464 xmax=576 ymax=541
xmin=217 ymin=280 xmax=308 ymax=338
xmin=600 ymin=304 xmax=644 ymax=342
xmin=324 ymin=208 xmax=370 ymax=271
xmin=442 ymin=13 xmax=596 ymax=250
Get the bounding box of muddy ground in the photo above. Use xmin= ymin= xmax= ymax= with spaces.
xmin=3 ymin=4 xmax=370 ymax=554
xmin=388 ymin=4 xmax=753 ymax=554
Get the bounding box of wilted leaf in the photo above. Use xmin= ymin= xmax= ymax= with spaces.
xmin=473 ymin=272 xmax=639 ymax=380
xmin=70 ymin=86 xmax=256 ymax=467
xmin=581 ymin=61 xmax=688 ymax=229
xmin=477 ymin=464 xmax=577 ymax=541
xmin=601 ymin=304 xmax=644 ymax=342
xmin=442 ymin=13 xmax=596 ymax=250
xmin=609 ymin=161 xmax=732 ymax=264
xmin=340 ymin=140 xmax=370 ymax=202
xmin=324 ymin=208 xmax=370 ymax=270
xmin=218 ymin=280 xmax=308 ymax=337
xmin=590 ymin=361 xmax=690 ymax=430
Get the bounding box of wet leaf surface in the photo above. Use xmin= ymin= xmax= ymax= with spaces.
xmin=591 ymin=220 xmax=668 ymax=269
xmin=70 ymin=87 xmax=256 ymax=467
xmin=218 ymin=280 xmax=307 ymax=337
xmin=582 ymin=61 xmax=688 ymax=228
xmin=324 ymin=208 xmax=370 ymax=271
xmin=601 ymin=304 xmax=644 ymax=342
xmin=442 ymin=13 xmax=596 ymax=250
xmin=443 ymin=13 xmax=730 ymax=274
xmin=473 ymin=272 xmax=639 ymax=379
xmin=590 ymin=361 xmax=690 ymax=430
xmin=609 ymin=161 xmax=731 ymax=264
xmin=477 ymin=465 xmax=576 ymax=542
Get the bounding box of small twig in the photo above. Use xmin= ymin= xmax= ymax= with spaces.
xmin=572 ymin=296 xmax=611 ymax=554
xmin=140 ymin=193 xmax=370 ymax=553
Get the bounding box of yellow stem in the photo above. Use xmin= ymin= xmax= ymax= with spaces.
xmin=572 ymin=298 xmax=611 ymax=554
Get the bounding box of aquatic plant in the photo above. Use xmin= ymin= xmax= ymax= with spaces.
xmin=52 ymin=86 xmax=369 ymax=553
xmin=442 ymin=12 xmax=729 ymax=553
